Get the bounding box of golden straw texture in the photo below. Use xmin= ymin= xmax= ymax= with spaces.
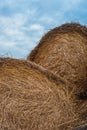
xmin=28 ymin=23 xmax=87 ymax=92
xmin=0 ymin=58 xmax=87 ymax=130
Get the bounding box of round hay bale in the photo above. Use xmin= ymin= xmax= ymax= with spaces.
xmin=28 ymin=23 xmax=87 ymax=92
xmin=0 ymin=58 xmax=87 ymax=130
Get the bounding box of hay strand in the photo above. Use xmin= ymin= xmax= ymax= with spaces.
xmin=0 ymin=58 xmax=87 ymax=129
xmin=28 ymin=23 xmax=87 ymax=93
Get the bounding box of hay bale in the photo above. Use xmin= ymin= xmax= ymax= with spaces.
xmin=28 ymin=23 xmax=87 ymax=92
xmin=74 ymin=124 xmax=87 ymax=130
xmin=0 ymin=58 xmax=87 ymax=130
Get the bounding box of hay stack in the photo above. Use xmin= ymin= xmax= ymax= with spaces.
xmin=28 ymin=23 xmax=87 ymax=92
xmin=0 ymin=58 xmax=87 ymax=130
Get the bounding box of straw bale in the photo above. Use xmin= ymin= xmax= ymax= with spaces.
xmin=0 ymin=58 xmax=87 ymax=130
xmin=28 ymin=23 xmax=87 ymax=91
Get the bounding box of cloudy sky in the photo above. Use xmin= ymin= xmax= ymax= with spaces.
xmin=0 ymin=0 xmax=87 ymax=58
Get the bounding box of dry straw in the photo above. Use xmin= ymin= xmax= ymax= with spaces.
xmin=28 ymin=23 xmax=87 ymax=93
xmin=0 ymin=58 xmax=87 ymax=130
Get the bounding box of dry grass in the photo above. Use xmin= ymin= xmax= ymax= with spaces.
xmin=74 ymin=124 xmax=87 ymax=130
xmin=28 ymin=23 xmax=87 ymax=92
xmin=0 ymin=58 xmax=87 ymax=130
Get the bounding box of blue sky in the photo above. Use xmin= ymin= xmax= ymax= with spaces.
xmin=0 ymin=0 xmax=87 ymax=58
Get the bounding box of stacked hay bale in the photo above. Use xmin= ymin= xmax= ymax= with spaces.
xmin=28 ymin=23 xmax=87 ymax=93
xmin=0 ymin=23 xmax=87 ymax=130
xmin=0 ymin=58 xmax=86 ymax=130
xmin=27 ymin=23 xmax=87 ymax=129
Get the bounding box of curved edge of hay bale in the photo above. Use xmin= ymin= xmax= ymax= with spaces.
xmin=0 ymin=57 xmax=72 ymax=90
xmin=27 ymin=22 xmax=87 ymax=61
xmin=0 ymin=57 xmax=64 ymax=84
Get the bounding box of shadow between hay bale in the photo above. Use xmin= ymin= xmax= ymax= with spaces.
xmin=28 ymin=23 xmax=87 ymax=92
xmin=0 ymin=58 xmax=87 ymax=130
xmin=73 ymin=123 xmax=87 ymax=130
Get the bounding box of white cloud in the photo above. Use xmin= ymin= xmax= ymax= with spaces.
xmin=39 ymin=16 xmax=55 ymax=24
xmin=0 ymin=8 xmax=45 ymax=58
xmin=29 ymin=24 xmax=44 ymax=31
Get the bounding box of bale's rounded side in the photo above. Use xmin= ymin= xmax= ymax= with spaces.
xmin=0 ymin=58 xmax=87 ymax=130
xmin=28 ymin=23 xmax=87 ymax=91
